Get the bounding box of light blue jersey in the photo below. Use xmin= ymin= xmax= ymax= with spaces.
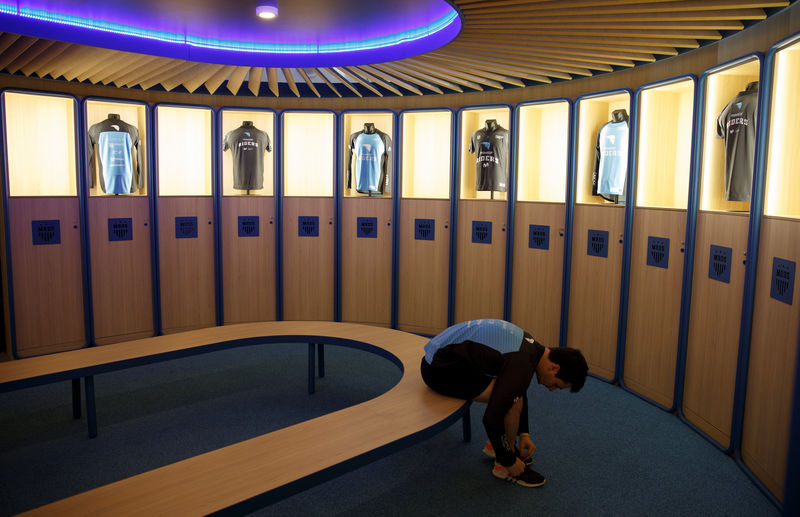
xmin=353 ymin=132 xmax=385 ymax=193
xmin=424 ymin=319 xmax=524 ymax=364
xmin=98 ymin=131 xmax=134 ymax=194
xmin=597 ymin=121 xmax=628 ymax=196
xmin=87 ymin=116 xmax=142 ymax=195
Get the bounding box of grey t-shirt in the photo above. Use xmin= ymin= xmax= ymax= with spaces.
xmin=469 ymin=121 xmax=509 ymax=192
xmin=223 ymin=124 xmax=272 ymax=190
xmin=717 ymin=86 xmax=758 ymax=202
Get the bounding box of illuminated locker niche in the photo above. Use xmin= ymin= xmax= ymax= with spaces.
xmin=740 ymin=35 xmax=800 ymax=504
xmin=516 ymin=100 xmax=569 ymax=203
xmin=3 ymin=91 xmax=77 ymax=197
xmin=575 ymin=92 xmax=630 ymax=205
xmin=282 ymin=112 xmax=334 ymax=197
xmin=699 ymin=58 xmax=760 ymax=212
xmin=681 ymin=56 xmax=760 ymax=452
xmin=401 ymin=110 xmax=452 ymax=199
xmin=86 ymin=100 xmax=148 ymax=197
xmin=764 ymin=40 xmax=800 ymax=218
xmin=220 ymin=110 xmax=275 ymax=197
xmin=397 ymin=109 xmax=452 ymax=335
xmin=156 ymin=106 xmax=213 ymax=196
xmin=459 ymin=106 xmax=510 ymax=200
xmin=511 ymin=100 xmax=569 ymax=349
xmin=342 ymin=111 xmax=393 ymax=198
xmin=635 ymin=77 xmax=694 ymax=209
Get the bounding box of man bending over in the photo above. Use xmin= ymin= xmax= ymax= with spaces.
xmin=420 ymin=319 xmax=588 ymax=487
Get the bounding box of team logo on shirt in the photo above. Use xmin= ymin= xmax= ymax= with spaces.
xmin=111 ymin=125 xmax=120 ymax=131
xmin=607 ymin=135 xmax=616 ymax=145
xmin=481 ymin=141 xmax=491 ymax=150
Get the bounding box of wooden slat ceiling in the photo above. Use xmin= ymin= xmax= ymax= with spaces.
xmin=0 ymin=0 xmax=790 ymax=97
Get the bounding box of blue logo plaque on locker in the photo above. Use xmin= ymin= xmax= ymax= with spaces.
xmin=472 ymin=221 xmax=492 ymax=244
xmin=108 ymin=217 xmax=133 ymax=242
xmin=238 ymin=216 xmax=259 ymax=238
xmin=415 ymin=219 xmax=435 ymax=241
xmin=587 ymin=229 xmax=609 ymax=258
xmin=770 ymin=257 xmax=796 ymax=306
xmin=175 ymin=217 xmax=198 ymax=239
xmin=298 ymin=216 xmax=319 ymax=237
xmin=32 ymin=220 xmax=61 ymax=245
xmin=529 ymin=225 xmax=550 ymax=250
xmin=646 ymin=237 xmax=670 ymax=269
xmin=708 ymin=245 xmax=733 ymax=284
xmin=357 ymin=217 xmax=378 ymax=238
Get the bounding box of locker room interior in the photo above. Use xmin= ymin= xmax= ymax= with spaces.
xmin=1 ymin=1 xmax=800 ymax=514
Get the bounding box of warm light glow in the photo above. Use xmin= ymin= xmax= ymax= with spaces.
xmin=256 ymin=4 xmax=278 ymax=19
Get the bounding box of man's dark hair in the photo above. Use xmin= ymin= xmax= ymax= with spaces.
xmin=549 ymin=347 xmax=588 ymax=392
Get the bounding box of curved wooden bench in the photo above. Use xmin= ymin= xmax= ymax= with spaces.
xmin=1 ymin=322 xmax=469 ymax=516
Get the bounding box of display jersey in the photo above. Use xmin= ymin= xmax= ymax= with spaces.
xmin=87 ymin=117 xmax=142 ymax=194
xmin=592 ymin=120 xmax=628 ymax=203
xmin=347 ymin=128 xmax=392 ymax=195
xmin=223 ymin=124 xmax=272 ymax=190
xmin=469 ymin=122 xmax=509 ymax=192
xmin=717 ymin=86 xmax=758 ymax=202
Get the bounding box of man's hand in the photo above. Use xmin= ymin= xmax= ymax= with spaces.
xmin=519 ymin=435 xmax=536 ymax=460
xmin=507 ymin=457 xmax=526 ymax=476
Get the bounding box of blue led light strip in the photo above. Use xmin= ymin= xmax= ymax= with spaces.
xmin=19 ymin=7 xmax=185 ymax=43
xmin=11 ymin=7 xmax=458 ymax=54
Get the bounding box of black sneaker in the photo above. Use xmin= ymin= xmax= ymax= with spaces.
xmin=482 ymin=440 xmax=533 ymax=466
xmin=492 ymin=465 xmax=546 ymax=487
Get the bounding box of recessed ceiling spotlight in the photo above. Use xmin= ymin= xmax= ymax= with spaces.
xmin=256 ymin=2 xmax=278 ymax=19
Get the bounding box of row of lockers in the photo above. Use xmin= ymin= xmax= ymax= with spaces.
xmin=1 ymin=33 xmax=799 ymax=510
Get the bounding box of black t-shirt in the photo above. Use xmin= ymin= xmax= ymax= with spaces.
xmin=223 ymin=124 xmax=272 ymax=190
xmin=469 ymin=121 xmax=509 ymax=192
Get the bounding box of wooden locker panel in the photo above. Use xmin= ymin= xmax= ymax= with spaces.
xmin=510 ymin=202 xmax=565 ymax=347
xmin=682 ymin=211 xmax=749 ymax=448
xmin=454 ymin=200 xmax=506 ymax=323
xmin=566 ymin=204 xmax=625 ymax=380
xmin=341 ymin=197 xmax=392 ymax=326
xmin=89 ymin=196 xmax=154 ymax=345
xmin=158 ymin=197 xmax=216 ymax=334
xmin=8 ymin=197 xmax=85 ymax=356
xmin=397 ymin=198 xmax=450 ymax=335
xmin=221 ymin=196 xmax=276 ymax=324
xmin=741 ymin=217 xmax=800 ymax=503
xmin=623 ymin=208 xmax=687 ymax=408
xmin=282 ymin=197 xmax=335 ymax=321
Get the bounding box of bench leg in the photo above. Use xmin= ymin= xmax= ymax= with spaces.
xmin=72 ymin=378 xmax=81 ymax=419
xmin=462 ymin=402 xmax=472 ymax=443
xmin=308 ymin=343 xmax=316 ymax=394
xmin=84 ymin=376 xmax=98 ymax=439
xmin=318 ymin=343 xmax=325 ymax=378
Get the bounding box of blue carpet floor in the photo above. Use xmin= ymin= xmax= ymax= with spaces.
xmin=0 ymin=342 xmax=779 ymax=516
